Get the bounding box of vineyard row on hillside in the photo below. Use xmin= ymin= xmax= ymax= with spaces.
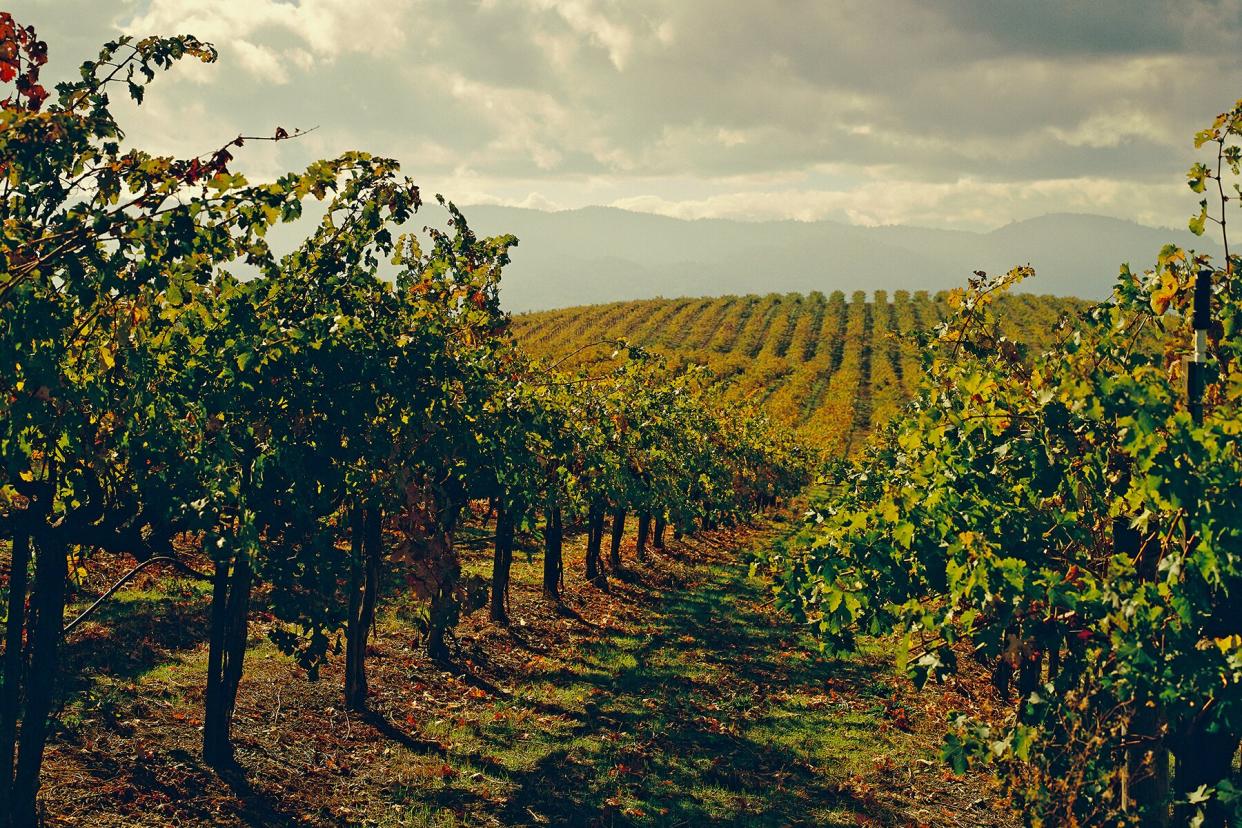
xmin=513 ymin=290 xmax=1087 ymax=451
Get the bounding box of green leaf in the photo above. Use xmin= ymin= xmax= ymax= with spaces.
xmin=1190 ymin=200 xmax=1208 ymax=236
xmin=893 ymin=521 xmax=915 ymax=549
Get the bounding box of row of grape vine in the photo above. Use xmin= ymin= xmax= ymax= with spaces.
xmin=514 ymin=289 xmax=1087 ymax=454
xmin=0 ymin=22 xmax=811 ymax=826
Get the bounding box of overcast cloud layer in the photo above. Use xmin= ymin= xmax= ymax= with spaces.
xmin=12 ymin=0 xmax=1242 ymax=230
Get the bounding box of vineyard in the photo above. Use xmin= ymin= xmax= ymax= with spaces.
xmin=513 ymin=291 xmax=1088 ymax=454
xmin=0 ymin=21 xmax=821 ymax=828
xmin=4 ymin=13 xmax=1242 ymax=828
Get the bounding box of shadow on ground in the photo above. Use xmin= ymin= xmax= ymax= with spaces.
xmin=42 ymin=523 xmax=938 ymax=827
xmin=479 ymin=537 xmax=903 ymax=827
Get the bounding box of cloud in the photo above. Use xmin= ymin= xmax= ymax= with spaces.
xmin=10 ymin=0 xmax=1242 ymax=232
xmin=610 ymin=176 xmax=1189 ymax=231
xmin=119 ymin=0 xmax=414 ymax=77
xmin=461 ymin=190 xmax=565 ymax=211
xmin=531 ymin=0 xmax=637 ymax=70
xmin=233 ymin=40 xmax=290 ymax=84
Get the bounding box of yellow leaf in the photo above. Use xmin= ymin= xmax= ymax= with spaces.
xmin=1215 ymin=635 xmax=1242 ymax=654
xmin=1157 ymin=244 xmax=1185 ymax=267
xmin=1149 ymin=272 xmax=1179 ymax=316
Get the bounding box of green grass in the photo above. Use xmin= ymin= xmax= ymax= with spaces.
xmin=379 ymin=556 xmax=915 ymax=826
xmin=37 ymin=518 xmax=966 ymax=827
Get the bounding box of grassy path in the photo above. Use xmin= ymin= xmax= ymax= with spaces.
xmin=40 ymin=517 xmax=1012 ymax=827
xmin=485 ymin=544 xmax=902 ymax=826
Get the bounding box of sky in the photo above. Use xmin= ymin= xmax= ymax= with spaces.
xmin=11 ymin=0 xmax=1242 ymax=230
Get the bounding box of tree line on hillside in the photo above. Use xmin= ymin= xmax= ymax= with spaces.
xmin=0 ymin=21 xmax=810 ymax=826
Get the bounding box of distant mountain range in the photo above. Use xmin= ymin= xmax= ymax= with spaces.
xmin=460 ymin=205 xmax=1218 ymax=312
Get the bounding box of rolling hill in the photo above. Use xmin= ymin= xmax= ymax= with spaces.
xmin=464 ymin=205 xmax=1216 ymax=312
xmin=513 ymin=290 xmax=1087 ymax=455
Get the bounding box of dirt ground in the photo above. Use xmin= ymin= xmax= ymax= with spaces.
xmin=32 ymin=510 xmax=1017 ymax=827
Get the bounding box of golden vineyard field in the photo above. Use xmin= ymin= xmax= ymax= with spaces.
xmin=512 ymin=290 xmax=1088 ymax=455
